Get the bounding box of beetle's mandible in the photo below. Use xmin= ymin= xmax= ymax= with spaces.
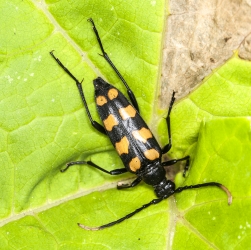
xmin=50 ymin=18 xmax=232 ymax=230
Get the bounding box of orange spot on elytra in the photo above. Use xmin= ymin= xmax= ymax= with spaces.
xmin=96 ymin=96 xmax=107 ymax=106
xmin=144 ymin=149 xmax=159 ymax=160
xmin=103 ymin=114 xmax=118 ymax=131
xmin=132 ymin=128 xmax=152 ymax=143
xmin=108 ymin=88 xmax=118 ymax=100
xmin=115 ymin=136 xmax=129 ymax=155
xmin=119 ymin=105 xmax=136 ymax=120
xmin=129 ymin=157 xmax=141 ymax=172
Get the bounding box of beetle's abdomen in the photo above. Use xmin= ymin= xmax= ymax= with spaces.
xmin=94 ymin=77 xmax=161 ymax=173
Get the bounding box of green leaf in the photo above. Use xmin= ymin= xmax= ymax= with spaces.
xmin=159 ymin=53 xmax=251 ymax=158
xmin=172 ymin=118 xmax=251 ymax=250
xmin=1 ymin=1 xmax=251 ymax=249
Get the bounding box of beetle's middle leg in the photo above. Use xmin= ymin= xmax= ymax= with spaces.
xmin=161 ymin=91 xmax=190 ymax=176
xmin=161 ymin=91 xmax=176 ymax=154
xmin=61 ymin=160 xmax=128 ymax=175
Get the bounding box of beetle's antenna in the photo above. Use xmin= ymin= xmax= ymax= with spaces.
xmin=78 ymin=182 xmax=232 ymax=230
xmin=78 ymin=197 xmax=164 ymax=231
xmin=173 ymin=182 xmax=232 ymax=205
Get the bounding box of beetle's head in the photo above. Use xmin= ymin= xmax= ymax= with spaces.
xmin=154 ymin=179 xmax=175 ymax=198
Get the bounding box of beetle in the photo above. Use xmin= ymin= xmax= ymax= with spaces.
xmin=50 ymin=18 xmax=232 ymax=230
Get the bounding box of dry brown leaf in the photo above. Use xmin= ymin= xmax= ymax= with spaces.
xmin=160 ymin=0 xmax=251 ymax=107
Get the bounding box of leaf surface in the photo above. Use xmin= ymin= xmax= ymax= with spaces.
xmin=1 ymin=1 xmax=251 ymax=249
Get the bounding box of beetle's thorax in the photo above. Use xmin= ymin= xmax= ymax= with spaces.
xmin=138 ymin=161 xmax=175 ymax=198
xmin=139 ymin=161 xmax=165 ymax=185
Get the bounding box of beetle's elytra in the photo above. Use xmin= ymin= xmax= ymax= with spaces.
xmin=50 ymin=18 xmax=232 ymax=230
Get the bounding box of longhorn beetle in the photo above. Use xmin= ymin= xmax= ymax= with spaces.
xmin=50 ymin=18 xmax=232 ymax=230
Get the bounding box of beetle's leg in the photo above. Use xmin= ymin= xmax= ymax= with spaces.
xmin=183 ymin=158 xmax=190 ymax=177
xmin=162 ymin=155 xmax=190 ymax=177
xmin=78 ymin=182 xmax=232 ymax=231
xmin=117 ymin=177 xmax=142 ymax=189
xmin=61 ymin=160 xmax=127 ymax=175
xmin=50 ymin=51 xmax=106 ymax=135
xmin=162 ymin=91 xmax=175 ymax=154
xmin=87 ymin=18 xmax=139 ymax=112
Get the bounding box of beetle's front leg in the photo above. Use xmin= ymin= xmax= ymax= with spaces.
xmin=162 ymin=156 xmax=190 ymax=177
xmin=117 ymin=177 xmax=142 ymax=189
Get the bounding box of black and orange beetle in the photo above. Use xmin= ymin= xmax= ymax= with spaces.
xmin=50 ymin=18 xmax=232 ymax=230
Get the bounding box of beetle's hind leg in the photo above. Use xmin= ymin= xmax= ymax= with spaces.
xmin=50 ymin=51 xmax=106 ymax=135
xmin=88 ymin=18 xmax=139 ymax=112
xmin=61 ymin=160 xmax=128 ymax=175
